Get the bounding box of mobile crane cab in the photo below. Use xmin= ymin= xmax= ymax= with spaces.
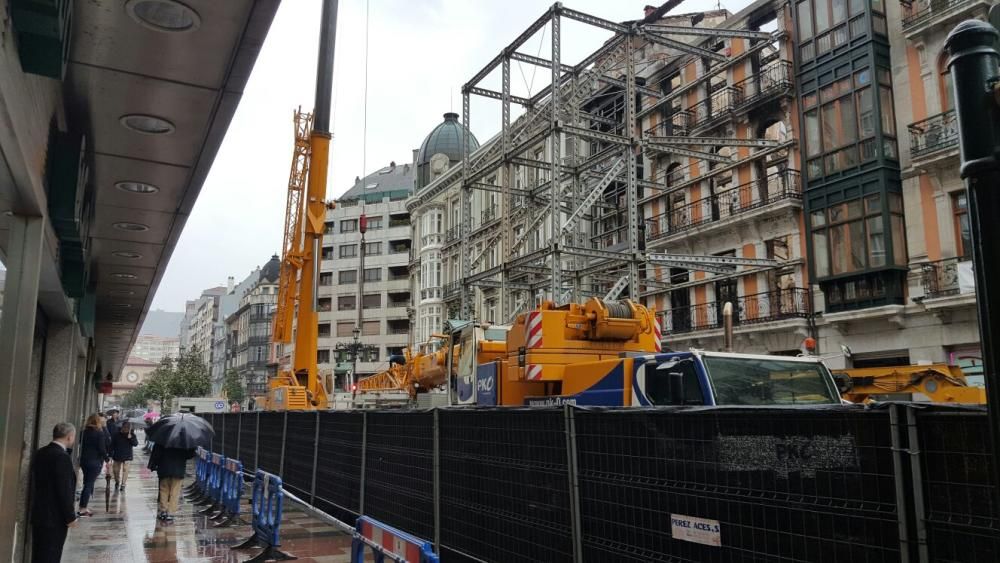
xmin=622 ymin=351 xmax=843 ymax=407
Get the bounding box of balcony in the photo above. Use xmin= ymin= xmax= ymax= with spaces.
xmin=444 ymin=225 xmax=461 ymax=246
xmin=661 ymin=288 xmax=811 ymax=335
xmin=908 ymin=110 xmax=958 ymax=160
xmin=480 ymin=203 xmax=498 ymax=226
xmin=901 ymin=0 xmax=990 ymax=36
xmin=915 ymin=256 xmax=975 ymax=301
xmin=687 ymin=86 xmax=741 ymax=131
xmin=443 ymin=281 xmax=462 ymax=301
xmin=645 ymin=169 xmax=801 ymax=243
xmin=733 ymin=61 xmax=793 ymax=111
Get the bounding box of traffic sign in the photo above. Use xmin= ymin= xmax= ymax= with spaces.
xmin=214 ymin=401 xmax=225 ymax=411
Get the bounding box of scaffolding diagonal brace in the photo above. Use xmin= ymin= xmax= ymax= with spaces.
xmin=604 ymin=274 xmax=630 ymax=301
xmin=647 ymin=136 xmax=781 ymax=148
xmin=647 ymin=260 xmax=737 ymax=275
xmin=559 ymin=123 xmax=630 ymax=146
xmin=641 ymin=23 xmax=773 ymax=40
xmin=642 ymin=141 xmax=731 ymax=163
xmin=469 ymin=86 xmax=531 ymax=106
xmin=648 ymin=253 xmax=780 ymax=268
xmin=561 ymin=156 xmax=626 ymax=236
xmin=642 ymin=31 xmax=727 ymax=63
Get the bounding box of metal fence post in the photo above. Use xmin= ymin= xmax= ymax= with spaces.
xmin=254 ymin=412 xmax=260 ymax=471
xmin=219 ymin=413 xmax=225 ymax=455
xmin=888 ymin=404 xmax=912 ymax=563
xmin=359 ymin=411 xmax=368 ymax=515
xmin=906 ymin=405 xmax=930 ymax=563
xmin=235 ymin=412 xmax=241 ymax=459
xmin=433 ymin=408 xmax=441 ymax=552
xmin=564 ymin=405 xmax=583 ymax=563
xmin=279 ymin=410 xmax=288 ymax=476
xmin=310 ymin=411 xmax=321 ymax=505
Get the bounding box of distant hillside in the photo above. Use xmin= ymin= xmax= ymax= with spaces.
xmin=141 ymin=310 xmax=184 ymax=337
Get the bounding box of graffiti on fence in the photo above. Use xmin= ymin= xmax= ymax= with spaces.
xmin=716 ymin=434 xmax=859 ymax=477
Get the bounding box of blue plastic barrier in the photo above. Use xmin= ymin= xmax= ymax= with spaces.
xmin=197 ymin=453 xmax=225 ymax=514
xmin=233 ymin=469 xmax=295 ymax=562
xmin=211 ymin=457 xmax=245 ymax=527
xmin=352 ymin=516 xmax=439 ymax=563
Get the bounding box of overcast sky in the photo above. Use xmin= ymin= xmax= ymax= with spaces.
xmin=150 ymin=0 xmax=751 ymax=312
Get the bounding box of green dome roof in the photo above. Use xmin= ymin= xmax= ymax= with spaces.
xmin=416 ymin=112 xmax=479 ymax=166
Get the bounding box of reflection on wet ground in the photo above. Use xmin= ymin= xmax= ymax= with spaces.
xmin=63 ymin=447 xmax=354 ymax=562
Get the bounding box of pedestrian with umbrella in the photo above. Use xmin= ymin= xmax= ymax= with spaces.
xmin=146 ymin=413 xmax=213 ymax=523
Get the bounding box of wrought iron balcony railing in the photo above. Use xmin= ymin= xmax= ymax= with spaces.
xmin=916 ymin=256 xmax=975 ymax=300
xmin=733 ymin=61 xmax=793 ymax=109
xmin=481 ymin=203 xmax=498 ymax=225
xmin=902 ymin=0 xmax=978 ymax=31
xmin=443 ymin=281 xmax=462 ymax=300
xmin=908 ymin=110 xmax=958 ymax=158
xmin=661 ymin=288 xmax=811 ymax=335
xmin=645 ymin=169 xmax=801 ymax=242
xmin=687 ymin=86 xmax=742 ymax=131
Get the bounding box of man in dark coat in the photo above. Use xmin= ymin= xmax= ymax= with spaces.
xmin=30 ymin=422 xmax=78 ymax=563
xmin=105 ymin=409 xmax=121 ymax=439
xmin=148 ymin=446 xmax=194 ymax=522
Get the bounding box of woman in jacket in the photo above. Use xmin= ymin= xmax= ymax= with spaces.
xmin=110 ymin=422 xmax=138 ymax=492
xmin=148 ymin=445 xmax=194 ymax=522
xmin=78 ymin=414 xmax=109 ymax=516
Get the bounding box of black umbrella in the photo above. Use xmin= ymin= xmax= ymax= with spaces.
xmin=147 ymin=413 xmax=214 ymax=450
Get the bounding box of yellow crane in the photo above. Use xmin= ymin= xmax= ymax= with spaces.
xmin=833 ymin=364 xmax=987 ymax=404
xmin=266 ymin=0 xmax=339 ymax=410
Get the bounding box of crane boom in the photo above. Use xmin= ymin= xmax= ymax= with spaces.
xmin=272 ymin=110 xmax=313 ymax=346
xmin=266 ymin=0 xmax=339 ymax=410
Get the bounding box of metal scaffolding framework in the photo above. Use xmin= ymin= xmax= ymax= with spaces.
xmin=453 ymin=2 xmax=790 ymax=321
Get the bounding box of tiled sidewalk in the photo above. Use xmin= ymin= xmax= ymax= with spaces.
xmin=62 ymin=445 xmax=354 ymax=562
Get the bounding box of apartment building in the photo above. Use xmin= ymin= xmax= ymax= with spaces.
xmin=406 ymin=1 xmax=983 ymax=376
xmin=319 ymin=163 xmax=413 ymax=388
xmin=130 ymin=335 xmax=179 ymax=364
xmin=225 ymin=255 xmax=280 ymax=398
xmin=181 ymin=286 xmax=226 ymax=364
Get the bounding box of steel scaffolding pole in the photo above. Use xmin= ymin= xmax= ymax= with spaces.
xmin=549 ymin=8 xmax=562 ymax=302
xmin=461 ymin=91 xmax=472 ymax=319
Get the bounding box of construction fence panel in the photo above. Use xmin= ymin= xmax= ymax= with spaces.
xmin=282 ymin=411 xmax=318 ymax=500
xmin=573 ymin=407 xmax=901 ymax=563
xmin=914 ymin=407 xmax=999 ymax=563
xmin=239 ymin=412 xmax=258 ymax=473
xmin=439 ymin=408 xmax=574 ymax=563
xmin=314 ymin=411 xmax=364 ymax=524
xmin=256 ymin=412 xmax=285 ymax=476
xmin=363 ymin=411 xmax=435 ymax=542
xmin=222 ymin=411 xmax=239 ymax=459
xmin=204 ymin=413 xmax=217 ymax=451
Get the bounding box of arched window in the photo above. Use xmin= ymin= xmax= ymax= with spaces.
xmin=938 ymin=53 xmax=954 ymax=113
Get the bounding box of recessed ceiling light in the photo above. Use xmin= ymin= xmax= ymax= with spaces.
xmin=112 ymin=273 xmax=137 ymax=280
xmin=109 ymin=289 xmax=136 ymax=296
xmin=114 ymin=303 xmax=132 ymax=308
xmin=119 ymin=114 xmax=175 ymax=135
xmin=115 ymin=181 xmax=159 ymax=194
xmin=112 ymin=250 xmax=144 ymax=260
xmin=113 ymin=222 xmax=149 ymax=232
xmin=126 ymin=0 xmax=200 ymax=33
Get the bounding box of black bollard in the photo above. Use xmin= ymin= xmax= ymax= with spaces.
xmin=946 ymin=14 xmax=1000 ymax=491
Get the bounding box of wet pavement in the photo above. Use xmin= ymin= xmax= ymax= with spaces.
xmin=62 ymin=444 xmax=355 ymax=562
